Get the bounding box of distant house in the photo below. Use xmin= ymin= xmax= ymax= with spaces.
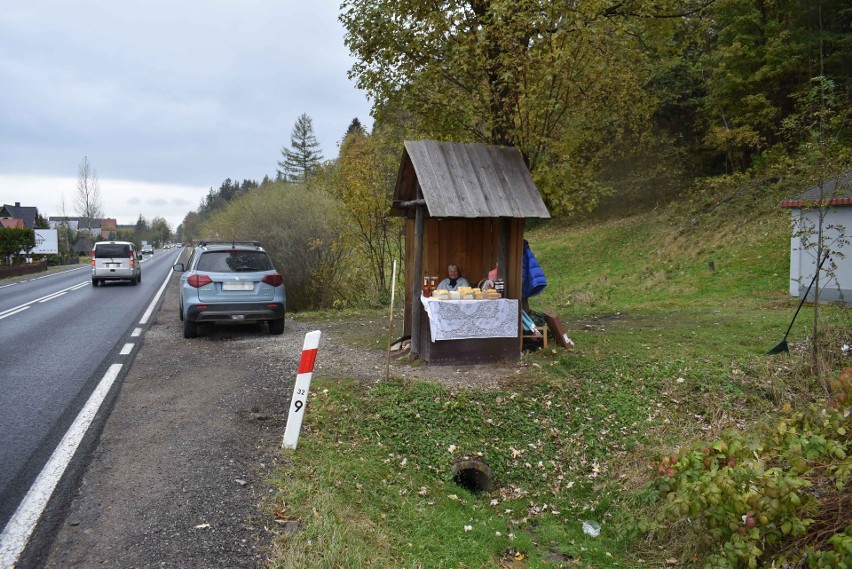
xmin=1 ymin=218 xmax=25 ymax=229
xmin=1 ymin=202 xmax=40 ymax=229
xmin=99 ymin=218 xmax=118 ymax=240
xmin=47 ymin=216 xmax=104 ymax=236
xmin=50 ymin=216 xmax=119 ymax=255
xmin=49 ymin=219 xmax=80 ymax=232
xmin=780 ymin=170 xmax=852 ymax=304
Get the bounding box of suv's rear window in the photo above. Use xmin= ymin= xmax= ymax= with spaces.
xmin=196 ymin=251 xmax=273 ymax=273
xmin=95 ymin=244 xmax=131 ymax=257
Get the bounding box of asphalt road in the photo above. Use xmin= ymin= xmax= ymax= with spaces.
xmin=0 ymin=249 xmax=182 ymax=537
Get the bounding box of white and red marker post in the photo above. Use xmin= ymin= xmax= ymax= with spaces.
xmin=282 ymin=330 xmax=321 ymax=449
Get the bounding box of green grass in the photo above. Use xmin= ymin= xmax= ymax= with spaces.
xmin=266 ymin=181 xmax=851 ymax=567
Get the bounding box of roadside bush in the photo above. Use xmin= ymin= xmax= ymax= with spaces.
xmin=200 ymin=182 xmax=349 ymax=311
xmin=646 ymin=368 xmax=852 ymax=567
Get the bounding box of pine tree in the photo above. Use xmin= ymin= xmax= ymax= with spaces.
xmin=277 ymin=113 xmax=323 ymax=183
xmin=345 ymin=117 xmax=366 ymax=139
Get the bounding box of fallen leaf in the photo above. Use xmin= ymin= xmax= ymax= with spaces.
xmin=194 ymin=523 xmax=211 ymax=529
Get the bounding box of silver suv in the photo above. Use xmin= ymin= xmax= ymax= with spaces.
xmin=91 ymin=241 xmax=142 ymax=286
xmin=173 ymin=240 xmax=285 ymax=337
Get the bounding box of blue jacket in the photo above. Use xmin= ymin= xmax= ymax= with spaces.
xmin=522 ymin=240 xmax=547 ymax=299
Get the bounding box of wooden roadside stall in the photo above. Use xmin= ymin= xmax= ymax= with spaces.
xmin=391 ymin=140 xmax=551 ymax=364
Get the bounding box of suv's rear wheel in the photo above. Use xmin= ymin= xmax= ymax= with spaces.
xmin=183 ymin=319 xmax=198 ymax=338
xmin=92 ymin=278 xmax=98 ymax=287
xmin=268 ymin=318 xmax=285 ymax=335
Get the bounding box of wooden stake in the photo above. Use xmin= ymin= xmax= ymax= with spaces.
xmin=385 ymin=259 xmax=397 ymax=382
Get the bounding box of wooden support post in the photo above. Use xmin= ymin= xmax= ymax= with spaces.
xmin=410 ymin=204 xmax=425 ymax=358
xmin=499 ymin=217 xmax=509 ymax=290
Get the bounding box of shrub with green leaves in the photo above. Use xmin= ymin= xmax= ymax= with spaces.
xmin=649 ymin=368 xmax=852 ymax=568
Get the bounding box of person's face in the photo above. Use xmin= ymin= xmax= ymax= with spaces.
xmin=447 ymin=266 xmax=459 ymax=279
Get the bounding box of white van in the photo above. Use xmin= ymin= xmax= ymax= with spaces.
xmin=91 ymin=241 xmax=142 ymax=286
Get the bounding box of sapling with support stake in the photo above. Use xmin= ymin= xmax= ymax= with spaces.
xmin=767 ymin=253 xmax=830 ymax=355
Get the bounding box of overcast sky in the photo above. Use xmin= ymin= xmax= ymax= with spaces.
xmin=0 ymin=0 xmax=374 ymax=230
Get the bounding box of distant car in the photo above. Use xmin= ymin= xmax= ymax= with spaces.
xmin=141 ymin=244 xmax=154 ymax=256
xmin=173 ymin=240 xmax=286 ymax=338
xmin=91 ymin=241 xmax=142 ymax=286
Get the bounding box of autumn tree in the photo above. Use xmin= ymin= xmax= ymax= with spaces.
xmin=178 ymin=211 xmax=202 ymax=242
xmin=200 ymin=181 xmax=346 ymax=310
xmin=321 ymin=126 xmax=404 ymax=297
xmin=277 ymin=113 xmax=323 ymax=183
xmin=55 ymin=195 xmax=77 ymax=260
xmin=150 ymin=217 xmax=172 ymax=247
xmin=134 ymin=215 xmax=150 ymax=248
xmin=701 ymin=0 xmax=852 ymax=173
xmin=74 ymin=156 xmax=103 ymax=239
xmin=780 ymin=71 xmax=851 ymax=376
xmin=340 ymin=0 xmax=706 ymax=213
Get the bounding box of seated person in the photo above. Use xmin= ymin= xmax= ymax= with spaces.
xmin=436 ymin=263 xmax=470 ymax=291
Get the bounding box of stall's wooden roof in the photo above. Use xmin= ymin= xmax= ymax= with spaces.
xmin=392 ymin=140 xmax=551 ymax=219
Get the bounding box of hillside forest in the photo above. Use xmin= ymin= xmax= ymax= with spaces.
xmin=177 ymin=0 xmax=851 ymax=312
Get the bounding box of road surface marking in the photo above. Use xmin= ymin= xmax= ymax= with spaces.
xmin=0 ymin=364 xmax=123 ymax=568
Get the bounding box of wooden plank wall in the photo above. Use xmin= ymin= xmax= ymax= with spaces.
xmin=402 ymin=216 xmax=526 ymax=337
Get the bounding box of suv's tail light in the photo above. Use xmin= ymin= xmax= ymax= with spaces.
xmin=130 ymin=251 xmax=135 ymax=267
xmin=262 ymin=274 xmax=283 ymax=287
xmin=188 ymin=274 xmax=213 ymax=288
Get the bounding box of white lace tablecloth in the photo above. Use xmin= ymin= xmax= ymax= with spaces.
xmin=420 ymin=296 xmax=519 ymax=341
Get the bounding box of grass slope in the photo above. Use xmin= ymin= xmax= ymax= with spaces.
xmin=266 ymin=180 xmax=850 ymax=568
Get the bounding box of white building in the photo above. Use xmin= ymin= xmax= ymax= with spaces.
xmin=781 ymin=170 xmax=852 ymax=305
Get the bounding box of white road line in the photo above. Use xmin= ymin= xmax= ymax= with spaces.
xmin=0 ymin=281 xmax=89 ymax=318
xmin=2 ymin=267 xmax=87 ymax=288
xmin=38 ymin=292 xmax=67 ymax=303
xmin=30 ymin=267 xmax=88 ymax=280
xmin=0 ymin=307 xmax=30 ymax=321
xmin=131 ymin=328 xmax=142 ymax=337
xmin=0 ymin=364 xmax=123 ymax=568
xmin=0 ymin=262 xmax=175 ymax=565
xmin=139 ymin=268 xmax=174 ymax=325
